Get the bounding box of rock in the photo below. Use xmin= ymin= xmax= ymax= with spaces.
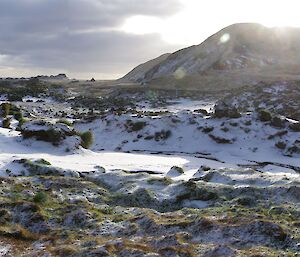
xmin=200 ymin=165 xmax=211 ymax=171
xmin=63 ymin=209 xmax=92 ymax=228
xmin=289 ymin=122 xmax=300 ymax=132
xmin=176 ymin=181 xmax=218 ymax=202
xmin=275 ymin=141 xmax=286 ymax=150
xmin=209 ymin=134 xmax=233 ymax=144
xmin=0 ymin=209 xmax=12 ymax=224
xmin=194 ymin=109 xmax=208 ymax=115
xmin=271 ymin=116 xmax=286 ymax=128
xmin=287 ymin=143 xmax=300 ymax=155
xmin=214 ymin=101 xmax=241 ymax=118
xmin=13 ymin=159 xmax=79 ymax=178
xmin=269 ymin=206 xmax=290 ymax=215
xmin=201 ymin=126 xmax=214 ymax=133
xmin=167 ymin=166 xmax=184 ymax=177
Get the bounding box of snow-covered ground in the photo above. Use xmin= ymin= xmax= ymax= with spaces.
xmin=1 ymin=109 xmax=299 ymax=185
xmin=136 ymin=98 xmax=215 ymax=113
xmin=0 ymin=127 xmax=235 ymax=179
xmin=0 ymin=89 xmax=299 ymax=256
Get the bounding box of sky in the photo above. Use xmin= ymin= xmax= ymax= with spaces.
xmin=0 ymin=0 xmax=300 ymax=80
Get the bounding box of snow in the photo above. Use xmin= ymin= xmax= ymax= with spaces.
xmin=0 ymin=97 xmax=299 ymax=191
xmin=22 ymin=96 xmax=54 ymax=103
xmin=136 ymin=98 xmax=215 ymax=113
xmin=73 ymin=110 xmax=300 ymax=171
xmin=0 ymin=115 xmax=299 ymax=187
xmin=0 ymin=127 xmax=234 ymax=178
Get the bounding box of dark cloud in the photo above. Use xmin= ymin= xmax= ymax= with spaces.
xmin=0 ymin=0 xmax=182 ymax=78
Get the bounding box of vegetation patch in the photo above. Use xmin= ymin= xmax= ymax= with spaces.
xmin=126 ymin=120 xmax=147 ymax=132
xmin=78 ymin=131 xmax=93 ymax=149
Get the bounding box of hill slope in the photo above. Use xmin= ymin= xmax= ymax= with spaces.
xmin=122 ymin=23 xmax=300 ymax=90
xmin=120 ymin=53 xmax=170 ymax=82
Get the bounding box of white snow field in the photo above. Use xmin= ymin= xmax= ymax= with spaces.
xmin=1 ymin=105 xmax=299 ymax=185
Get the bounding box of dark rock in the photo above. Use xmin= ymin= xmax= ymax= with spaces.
xmin=289 ymin=122 xmax=300 ymax=132
xmin=214 ymin=101 xmax=241 ymax=119
xmin=271 ymin=116 xmax=286 ymax=128
xmin=209 ymin=134 xmax=233 ymax=144
xmin=275 ymin=141 xmax=286 ymax=150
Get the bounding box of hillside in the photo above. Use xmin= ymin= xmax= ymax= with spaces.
xmin=120 ymin=53 xmax=170 ymax=82
xmin=122 ymin=23 xmax=300 ymax=90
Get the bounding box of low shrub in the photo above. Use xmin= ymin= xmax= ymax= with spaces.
xmin=33 ymin=192 xmax=48 ymax=204
xmin=1 ymin=103 xmax=10 ymax=118
xmin=79 ymin=131 xmax=93 ymax=149
xmin=154 ymin=130 xmax=172 ymax=141
xmin=130 ymin=121 xmax=146 ymax=131
xmin=17 ymin=117 xmax=27 ymax=128
xmin=22 ymin=129 xmax=63 ymax=145
xmin=258 ymin=109 xmax=272 ymax=122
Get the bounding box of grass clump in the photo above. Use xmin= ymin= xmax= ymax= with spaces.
xmin=33 ymin=192 xmax=48 ymax=204
xmin=1 ymin=103 xmax=10 ymax=118
xmin=78 ymin=131 xmax=93 ymax=149
xmin=17 ymin=117 xmax=27 ymax=128
xmin=0 ymin=224 xmax=38 ymax=240
xmin=53 ymin=245 xmax=78 ymax=256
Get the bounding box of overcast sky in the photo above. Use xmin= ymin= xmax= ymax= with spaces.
xmin=0 ymin=0 xmax=300 ymax=79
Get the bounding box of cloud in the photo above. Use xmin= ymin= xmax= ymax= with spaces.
xmin=0 ymin=0 xmax=182 ymax=78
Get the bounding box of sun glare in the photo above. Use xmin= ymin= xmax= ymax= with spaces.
xmin=121 ymin=0 xmax=300 ymax=46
